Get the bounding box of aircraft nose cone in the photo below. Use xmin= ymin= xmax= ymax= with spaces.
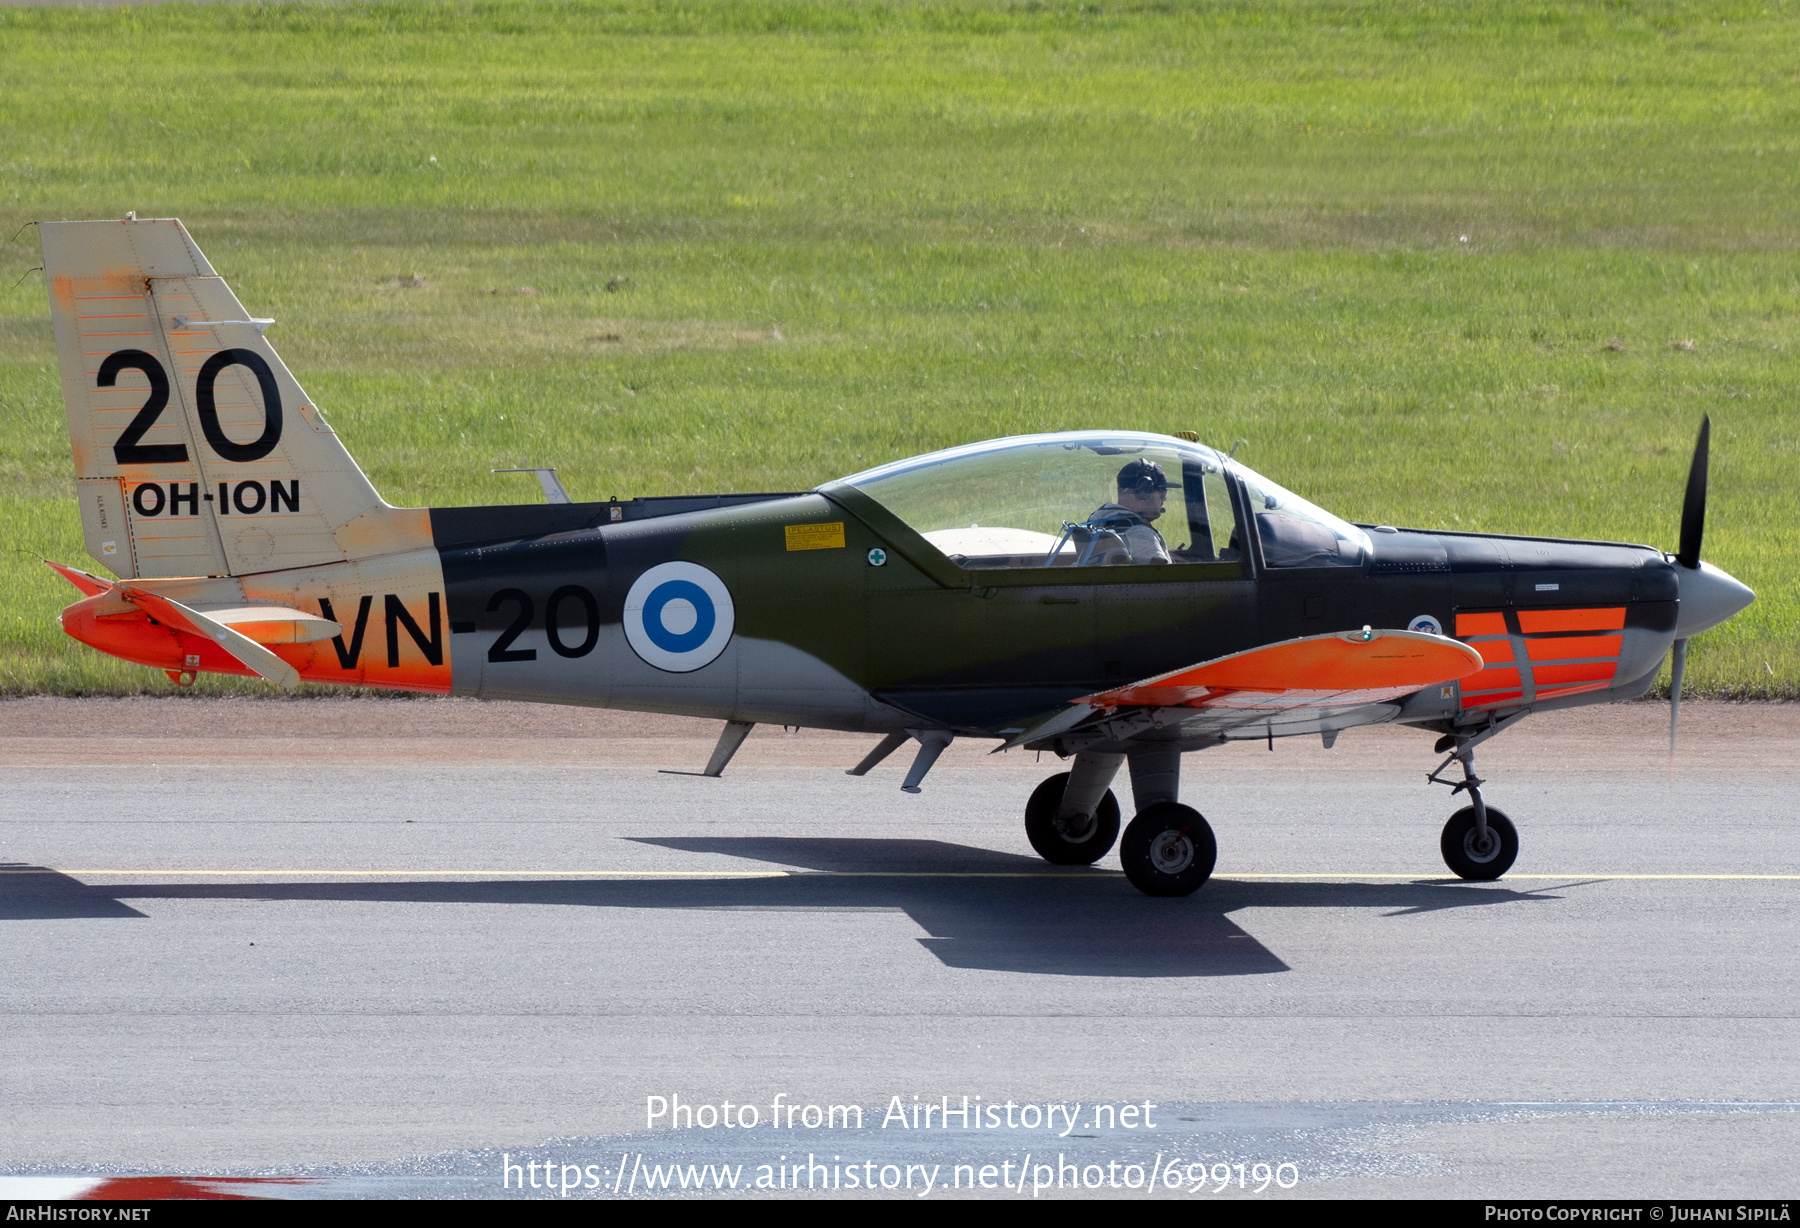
xmin=1675 ymin=560 xmax=1755 ymax=638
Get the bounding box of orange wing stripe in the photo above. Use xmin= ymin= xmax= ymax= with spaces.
xmin=1085 ymin=631 xmax=1484 ymax=707
xmin=1518 ymin=607 xmax=1626 ymax=633
xmin=1159 ymin=635 xmax=1481 ymax=691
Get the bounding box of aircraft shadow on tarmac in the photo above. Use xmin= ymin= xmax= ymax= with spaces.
xmin=2 ymin=843 xmax=1558 ymax=980
xmin=0 ymin=865 xmax=148 ymax=920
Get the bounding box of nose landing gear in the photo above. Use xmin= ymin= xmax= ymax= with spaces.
xmin=1429 ymin=741 xmax=1519 ymax=880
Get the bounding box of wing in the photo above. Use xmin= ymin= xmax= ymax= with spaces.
xmin=1001 ymin=628 xmax=1483 ymax=751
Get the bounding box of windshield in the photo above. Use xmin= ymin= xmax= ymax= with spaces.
xmin=1231 ymin=464 xmax=1370 ymax=568
xmin=836 ymin=431 xmax=1242 ymax=570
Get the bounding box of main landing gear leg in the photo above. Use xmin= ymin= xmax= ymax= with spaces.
xmin=1118 ymin=746 xmax=1216 ymax=898
xmin=1429 ymin=743 xmax=1519 ymax=881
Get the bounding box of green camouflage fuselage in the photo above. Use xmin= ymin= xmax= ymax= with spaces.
xmin=433 ymin=485 xmax=1679 ymax=741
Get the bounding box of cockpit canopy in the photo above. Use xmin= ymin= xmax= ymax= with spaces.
xmin=836 ymin=431 xmax=1369 ymax=571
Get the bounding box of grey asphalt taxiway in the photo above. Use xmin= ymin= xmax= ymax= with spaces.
xmin=3 ymin=697 xmax=1798 ymax=1199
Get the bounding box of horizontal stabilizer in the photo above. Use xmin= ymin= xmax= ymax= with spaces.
xmin=45 ymin=559 xmax=114 ymax=598
xmin=1082 ymin=628 xmax=1483 ymax=709
xmin=181 ymin=604 xmax=341 ymax=645
xmin=122 ymin=589 xmax=302 ymax=690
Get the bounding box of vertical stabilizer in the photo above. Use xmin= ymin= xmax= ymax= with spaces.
xmin=40 ymin=217 xmax=428 ymax=579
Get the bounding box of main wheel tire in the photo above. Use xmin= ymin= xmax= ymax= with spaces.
xmin=1023 ymin=772 xmax=1121 ymax=865
xmin=1440 ymin=806 xmax=1519 ymax=880
xmin=1120 ymin=803 xmax=1217 ymax=897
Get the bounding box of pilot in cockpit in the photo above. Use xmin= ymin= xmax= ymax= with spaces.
xmin=1082 ymin=459 xmax=1174 ymax=565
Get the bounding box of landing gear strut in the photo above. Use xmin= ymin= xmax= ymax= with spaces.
xmin=1024 ymin=746 xmax=1216 ymax=896
xmin=1429 ymin=743 xmax=1518 ymax=880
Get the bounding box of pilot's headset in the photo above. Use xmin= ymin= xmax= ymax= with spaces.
xmin=1116 ymin=458 xmax=1170 ymax=498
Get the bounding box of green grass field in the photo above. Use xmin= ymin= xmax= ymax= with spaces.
xmin=0 ymin=0 xmax=1794 ymax=696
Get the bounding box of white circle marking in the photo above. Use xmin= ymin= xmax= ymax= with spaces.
xmin=623 ymin=561 xmax=735 ymax=673
xmin=660 ymin=598 xmax=698 ymax=637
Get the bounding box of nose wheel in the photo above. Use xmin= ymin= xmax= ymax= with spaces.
xmin=1440 ymin=806 xmax=1518 ymax=880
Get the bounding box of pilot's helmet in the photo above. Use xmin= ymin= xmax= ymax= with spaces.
xmin=1116 ymin=458 xmax=1170 ymax=496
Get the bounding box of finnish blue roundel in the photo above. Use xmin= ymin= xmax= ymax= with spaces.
xmin=641 ymin=580 xmax=714 ymax=653
xmin=624 ymin=561 xmax=734 ymax=672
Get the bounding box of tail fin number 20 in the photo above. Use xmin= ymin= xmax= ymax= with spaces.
xmin=100 ymin=349 xmax=283 ymax=466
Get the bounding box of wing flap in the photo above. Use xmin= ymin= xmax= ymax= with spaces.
xmin=996 ymin=702 xmax=1103 ymax=752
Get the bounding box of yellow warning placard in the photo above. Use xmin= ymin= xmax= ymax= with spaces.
xmin=785 ymin=522 xmax=846 ymax=551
